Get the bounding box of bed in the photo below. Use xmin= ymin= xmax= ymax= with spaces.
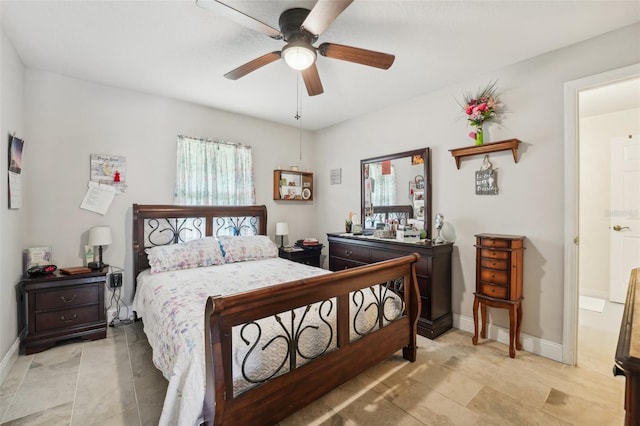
xmin=131 ymin=204 xmax=421 ymax=426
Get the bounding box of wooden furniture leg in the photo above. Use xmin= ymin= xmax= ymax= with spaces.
xmin=508 ymin=303 xmax=517 ymax=358
xmin=516 ymin=301 xmax=523 ymax=351
xmin=480 ymin=302 xmax=487 ymax=339
xmin=472 ymin=295 xmax=479 ymax=345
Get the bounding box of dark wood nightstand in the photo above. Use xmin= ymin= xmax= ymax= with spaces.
xmin=17 ymin=269 xmax=107 ymax=354
xmin=278 ymin=246 xmax=323 ymax=268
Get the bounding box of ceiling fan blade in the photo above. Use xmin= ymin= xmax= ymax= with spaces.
xmin=302 ymin=0 xmax=354 ymax=37
xmin=302 ymin=64 xmax=324 ymax=96
xmin=224 ymin=51 xmax=281 ymax=80
xmin=319 ymin=43 xmax=395 ymax=70
xmin=196 ymin=0 xmax=282 ymax=39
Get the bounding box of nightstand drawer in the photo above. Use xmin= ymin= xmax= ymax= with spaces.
xmin=479 ymin=248 xmax=509 ymax=260
xmin=480 ymin=258 xmax=509 ymax=270
xmin=479 ymin=283 xmax=507 ymax=299
xmin=329 ymin=242 xmax=369 ymax=262
xmin=479 ymin=268 xmax=508 ymax=285
xmin=35 ymin=305 xmax=102 ymax=332
xmin=35 ymin=285 xmax=99 ymax=310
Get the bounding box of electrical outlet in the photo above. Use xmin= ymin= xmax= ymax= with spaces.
xmin=109 ymin=272 xmax=123 ymax=288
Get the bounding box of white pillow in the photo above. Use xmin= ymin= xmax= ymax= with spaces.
xmin=145 ymin=236 xmax=225 ymax=274
xmin=218 ymin=235 xmax=278 ymax=263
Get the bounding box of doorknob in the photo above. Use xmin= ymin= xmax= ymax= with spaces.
xmin=613 ymin=225 xmax=630 ymax=231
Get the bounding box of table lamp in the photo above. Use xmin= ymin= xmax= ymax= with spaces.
xmin=275 ymin=222 xmax=288 ymax=248
xmin=88 ymin=226 xmax=112 ymax=270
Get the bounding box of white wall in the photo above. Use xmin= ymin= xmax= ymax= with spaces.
xmin=314 ymin=23 xmax=640 ymax=346
xmin=579 ymin=108 xmax=640 ymax=298
xmin=0 ymin=27 xmax=27 ymax=380
xmin=21 ymin=70 xmax=317 ymax=308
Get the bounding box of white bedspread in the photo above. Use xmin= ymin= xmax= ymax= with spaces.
xmin=133 ymin=258 xmax=331 ymax=426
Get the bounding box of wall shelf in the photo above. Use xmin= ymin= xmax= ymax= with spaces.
xmin=273 ymin=170 xmax=314 ymax=201
xmin=449 ymin=139 xmax=521 ymax=169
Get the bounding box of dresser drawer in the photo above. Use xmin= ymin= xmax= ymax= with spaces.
xmin=478 ymin=283 xmax=507 ymax=299
xmin=329 ymin=242 xmax=369 ymax=263
xmin=329 ymin=257 xmax=367 ymax=271
xmin=370 ymin=248 xmax=398 ymax=263
xmin=479 ymin=238 xmax=510 ymax=248
xmin=479 ymin=268 xmax=508 ymax=285
xmin=35 ymin=305 xmax=102 ymax=332
xmin=479 ymin=248 xmax=509 ymax=260
xmin=35 ymin=285 xmax=99 ymax=311
xmin=480 ymin=258 xmax=509 ymax=270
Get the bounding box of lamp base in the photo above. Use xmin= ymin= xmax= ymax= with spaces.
xmin=88 ymin=262 xmax=107 ymax=271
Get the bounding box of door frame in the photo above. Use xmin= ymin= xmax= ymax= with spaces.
xmin=563 ymin=63 xmax=640 ymax=365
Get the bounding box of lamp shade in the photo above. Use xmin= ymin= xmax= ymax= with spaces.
xmin=282 ymin=42 xmax=316 ymax=70
xmin=88 ymin=226 xmax=113 ymax=246
xmin=275 ymin=222 xmax=289 ymax=236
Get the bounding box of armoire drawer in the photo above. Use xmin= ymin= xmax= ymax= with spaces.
xmin=478 ymin=283 xmax=507 ymax=299
xmin=479 ymin=248 xmax=510 ymax=260
xmin=479 ymin=269 xmax=508 ymax=285
xmin=480 ymin=258 xmax=509 ymax=271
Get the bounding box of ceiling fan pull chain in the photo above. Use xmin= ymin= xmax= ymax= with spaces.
xmin=296 ymin=74 xmax=303 ymax=160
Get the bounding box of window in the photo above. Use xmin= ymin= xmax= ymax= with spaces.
xmin=368 ymin=162 xmax=396 ymax=206
xmin=174 ymin=135 xmax=255 ymax=205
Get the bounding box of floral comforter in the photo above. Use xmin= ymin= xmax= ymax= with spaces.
xmin=132 ymin=258 xmax=331 ymax=426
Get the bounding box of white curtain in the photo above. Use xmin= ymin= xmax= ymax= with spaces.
xmin=369 ymin=163 xmax=396 ymax=206
xmin=174 ymin=135 xmax=255 ymax=205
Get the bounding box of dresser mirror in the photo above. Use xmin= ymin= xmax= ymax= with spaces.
xmin=361 ymin=148 xmax=431 ymax=239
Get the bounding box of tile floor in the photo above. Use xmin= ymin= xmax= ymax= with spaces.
xmin=0 ymin=309 xmax=626 ymax=426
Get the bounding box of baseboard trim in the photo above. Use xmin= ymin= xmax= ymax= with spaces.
xmin=0 ymin=337 xmax=21 ymax=386
xmin=579 ymin=289 xmax=608 ymax=300
xmin=454 ymin=313 xmax=564 ymax=363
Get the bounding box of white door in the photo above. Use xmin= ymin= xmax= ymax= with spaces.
xmin=609 ymin=134 xmax=640 ymax=303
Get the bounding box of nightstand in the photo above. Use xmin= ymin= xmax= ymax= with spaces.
xmin=17 ymin=269 xmax=107 ymax=354
xmin=279 ymin=246 xmax=323 ymax=268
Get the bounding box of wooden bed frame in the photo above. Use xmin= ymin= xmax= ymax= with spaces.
xmin=132 ymin=204 xmax=421 ymax=426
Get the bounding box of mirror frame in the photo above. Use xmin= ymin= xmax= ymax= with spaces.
xmin=360 ymin=148 xmax=432 ymax=239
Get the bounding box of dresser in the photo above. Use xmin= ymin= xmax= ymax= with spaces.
xmin=327 ymin=233 xmax=453 ymax=339
xmin=614 ymin=268 xmax=640 ymax=426
xmin=472 ymin=233 xmax=525 ymax=358
xmin=17 ymin=270 xmax=107 ymax=354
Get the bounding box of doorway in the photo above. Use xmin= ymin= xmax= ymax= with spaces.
xmin=563 ymin=64 xmax=640 ymax=366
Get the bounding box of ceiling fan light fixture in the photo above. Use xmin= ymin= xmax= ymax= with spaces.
xmin=282 ymin=42 xmax=316 ymax=70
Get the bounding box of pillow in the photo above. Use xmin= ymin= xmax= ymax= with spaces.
xmin=218 ymin=235 xmax=278 ymax=263
xmin=145 ymin=236 xmax=225 ymax=274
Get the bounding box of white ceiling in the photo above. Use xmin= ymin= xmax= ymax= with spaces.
xmin=2 ymin=1 xmax=639 ymax=130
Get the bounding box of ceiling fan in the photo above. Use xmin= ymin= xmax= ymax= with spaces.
xmin=196 ymin=0 xmax=395 ymax=96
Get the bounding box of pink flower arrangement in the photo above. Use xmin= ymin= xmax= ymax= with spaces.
xmin=459 ymin=81 xmax=500 ymax=129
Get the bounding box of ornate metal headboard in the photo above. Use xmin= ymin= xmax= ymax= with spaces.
xmin=369 ymin=205 xmax=414 ymax=228
xmin=132 ymin=204 xmax=268 ymax=288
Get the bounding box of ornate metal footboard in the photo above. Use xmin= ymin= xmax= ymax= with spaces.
xmin=204 ymin=254 xmax=421 ymax=426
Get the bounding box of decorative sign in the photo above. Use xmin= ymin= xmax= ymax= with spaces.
xmin=8 ymin=134 xmax=24 ymax=209
xmin=475 ymin=155 xmax=498 ymax=195
xmin=90 ymin=154 xmax=127 ymax=193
